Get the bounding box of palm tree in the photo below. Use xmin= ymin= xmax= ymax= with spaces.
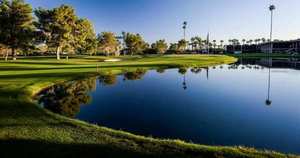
xmin=191 ymin=37 xmax=196 ymax=51
xmin=220 ymin=40 xmax=224 ymax=49
xmin=235 ymin=39 xmax=240 ymax=45
xmin=242 ymin=39 xmax=246 ymax=45
xmin=202 ymin=40 xmax=207 ymax=51
xmin=242 ymin=39 xmax=246 ymax=53
xmin=249 ymin=39 xmax=253 ymax=45
xmin=228 ymin=39 xmax=233 ymax=52
xmin=254 ymin=39 xmax=261 ymax=50
xmin=194 ymin=36 xmax=203 ymax=50
xmin=257 ymin=38 xmax=261 ymax=44
xmin=212 ymin=40 xmax=217 ymax=52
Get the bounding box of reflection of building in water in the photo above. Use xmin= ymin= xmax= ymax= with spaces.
xmin=237 ymin=58 xmax=300 ymax=70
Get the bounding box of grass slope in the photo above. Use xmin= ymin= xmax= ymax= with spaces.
xmin=0 ymin=55 xmax=296 ymax=158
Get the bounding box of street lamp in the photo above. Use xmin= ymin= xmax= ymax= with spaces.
xmin=269 ymin=4 xmax=275 ymax=55
xmin=183 ymin=21 xmax=187 ymax=40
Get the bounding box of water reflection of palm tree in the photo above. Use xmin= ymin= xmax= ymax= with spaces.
xmin=178 ymin=67 xmax=188 ymax=90
xmin=183 ymin=74 xmax=187 ymax=90
xmin=191 ymin=67 xmax=202 ymax=74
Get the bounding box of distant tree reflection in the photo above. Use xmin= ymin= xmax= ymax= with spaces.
xmin=178 ymin=67 xmax=188 ymax=90
xmin=178 ymin=67 xmax=187 ymax=75
xmin=38 ymin=77 xmax=96 ymax=117
xmin=123 ymin=68 xmax=147 ymax=81
xmin=190 ymin=67 xmax=202 ymax=74
xmin=99 ymin=72 xmax=117 ymax=86
xmin=156 ymin=67 xmax=166 ymax=74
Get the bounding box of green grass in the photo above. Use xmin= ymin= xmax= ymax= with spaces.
xmin=0 ymin=54 xmax=297 ymax=158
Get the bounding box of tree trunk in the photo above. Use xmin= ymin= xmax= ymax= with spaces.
xmin=12 ymin=47 xmax=16 ymax=60
xmin=56 ymin=46 xmax=61 ymax=60
xmin=5 ymin=50 xmax=8 ymax=61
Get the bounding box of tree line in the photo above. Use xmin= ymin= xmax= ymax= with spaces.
xmin=0 ymin=0 xmax=226 ymax=61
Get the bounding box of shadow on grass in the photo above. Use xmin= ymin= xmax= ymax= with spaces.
xmin=0 ymin=72 xmax=92 ymax=79
xmin=0 ymin=61 xmax=77 ymax=66
xmin=0 ymin=139 xmax=161 ymax=158
xmin=0 ymin=139 xmax=262 ymax=158
xmin=0 ymin=63 xmax=177 ymax=72
xmin=0 ymin=66 xmax=97 ymax=71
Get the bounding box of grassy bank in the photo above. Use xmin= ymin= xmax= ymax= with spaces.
xmin=0 ymin=55 xmax=296 ymax=158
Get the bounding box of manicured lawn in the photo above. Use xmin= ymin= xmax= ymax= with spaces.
xmin=0 ymin=55 xmax=296 ymax=158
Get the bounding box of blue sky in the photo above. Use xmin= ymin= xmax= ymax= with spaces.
xmin=27 ymin=0 xmax=300 ymax=44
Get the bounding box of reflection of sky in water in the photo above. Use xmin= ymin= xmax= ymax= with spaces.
xmin=40 ymin=60 xmax=300 ymax=154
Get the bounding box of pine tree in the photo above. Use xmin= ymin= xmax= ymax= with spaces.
xmin=0 ymin=0 xmax=35 ymax=60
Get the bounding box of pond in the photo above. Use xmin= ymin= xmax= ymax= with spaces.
xmin=38 ymin=58 xmax=300 ymax=154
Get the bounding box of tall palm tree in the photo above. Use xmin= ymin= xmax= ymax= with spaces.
xmin=249 ymin=39 xmax=253 ymax=45
xmin=228 ymin=39 xmax=233 ymax=52
xmin=212 ymin=40 xmax=217 ymax=51
xmin=257 ymin=38 xmax=261 ymax=44
xmin=228 ymin=39 xmax=232 ymax=45
xmin=242 ymin=39 xmax=246 ymax=52
xmin=242 ymin=39 xmax=246 ymax=45
xmin=220 ymin=40 xmax=224 ymax=49
xmin=254 ymin=39 xmax=260 ymax=50
xmin=202 ymin=40 xmax=207 ymax=50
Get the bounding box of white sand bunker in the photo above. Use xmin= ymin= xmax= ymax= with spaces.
xmin=104 ymin=59 xmax=122 ymax=62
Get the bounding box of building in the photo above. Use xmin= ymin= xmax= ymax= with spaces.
xmin=260 ymin=39 xmax=300 ymax=53
xmin=226 ymin=44 xmax=260 ymax=54
xmin=226 ymin=39 xmax=300 ymax=54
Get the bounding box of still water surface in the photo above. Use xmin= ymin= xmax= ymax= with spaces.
xmin=38 ymin=58 xmax=300 ymax=154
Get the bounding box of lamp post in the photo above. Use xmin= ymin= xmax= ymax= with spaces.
xmin=269 ymin=4 xmax=275 ymax=55
xmin=183 ymin=21 xmax=187 ymax=40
